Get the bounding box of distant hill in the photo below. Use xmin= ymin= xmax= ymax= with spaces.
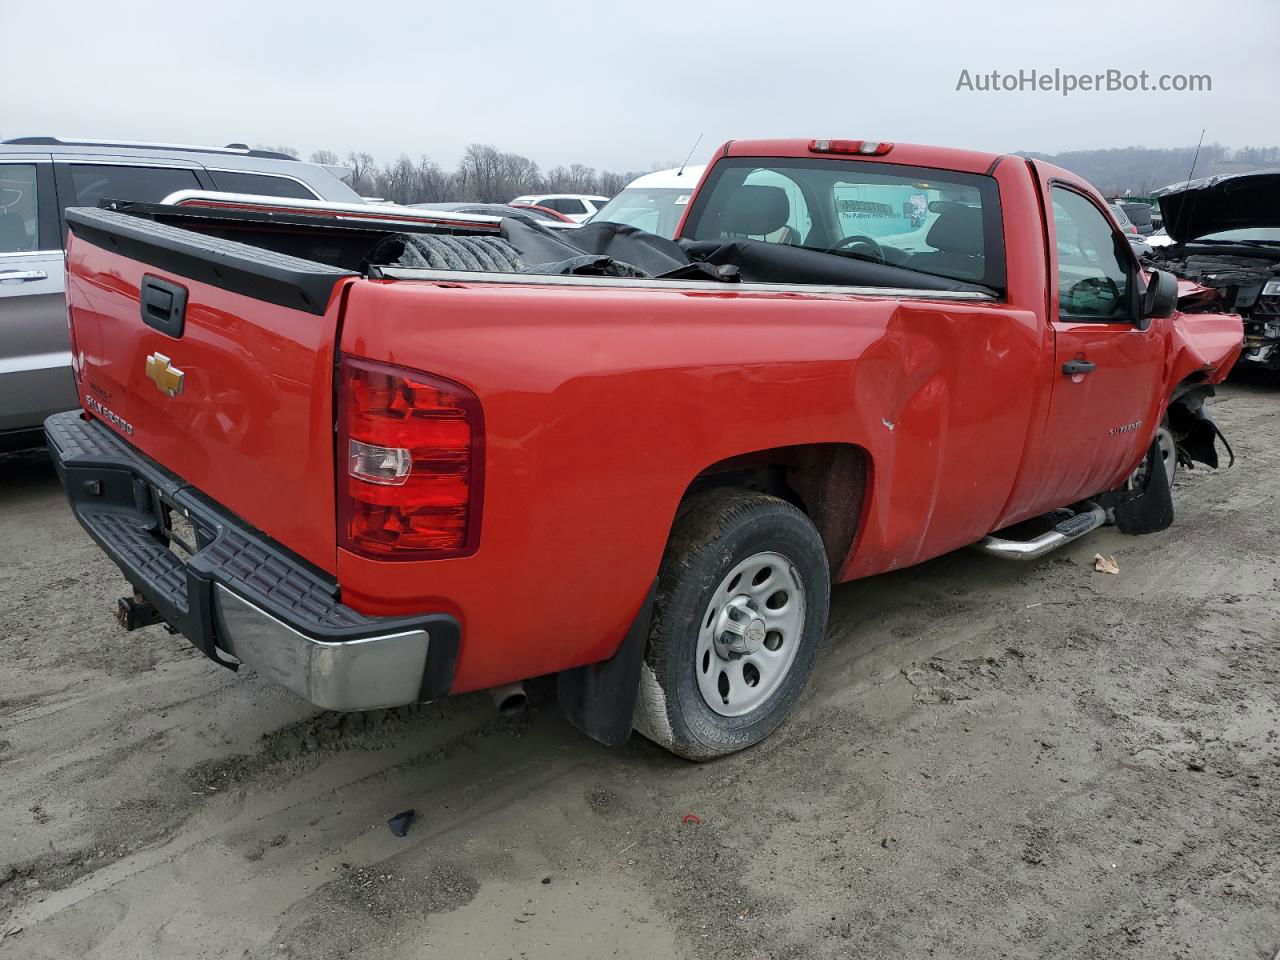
xmin=1016 ymin=144 xmax=1280 ymax=197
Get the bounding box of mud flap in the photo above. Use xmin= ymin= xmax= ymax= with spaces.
xmin=1108 ymin=442 xmax=1175 ymax=535
xmin=556 ymin=579 xmax=658 ymax=747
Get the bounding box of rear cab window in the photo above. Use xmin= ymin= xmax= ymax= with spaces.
xmin=682 ymin=156 xmax=1006 ymax=291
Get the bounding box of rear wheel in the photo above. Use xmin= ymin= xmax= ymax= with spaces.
xmin=633 ymin=489 xmax=830 ymax=760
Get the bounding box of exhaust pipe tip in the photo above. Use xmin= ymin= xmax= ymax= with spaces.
xmin=489 ymin=682 xmax=528 ymax=716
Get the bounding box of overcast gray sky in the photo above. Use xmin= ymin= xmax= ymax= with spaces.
xmin=6 ymin=0 xmax=1278 ymax=172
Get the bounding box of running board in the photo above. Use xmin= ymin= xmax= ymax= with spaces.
xmin=974 ymin=501 xmax=1106 ymax=561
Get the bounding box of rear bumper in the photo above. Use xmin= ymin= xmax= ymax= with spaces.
xmin=44 ymin=410 xmax=459 ymax=711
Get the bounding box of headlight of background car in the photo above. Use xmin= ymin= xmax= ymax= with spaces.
xmin=1262 ymin=279 xmax=1280 ymax=296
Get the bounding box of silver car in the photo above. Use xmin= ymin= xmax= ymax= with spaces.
xmin=0 ymin=138 xmax=362 ymax=449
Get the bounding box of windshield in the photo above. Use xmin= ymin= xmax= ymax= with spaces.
xmin=682 ymin=157 xmax=1005 ymax=289
xmin=591 ymin=187 xmax=695 ymax=237
xmin=1196 ymin=227 xmax=1280 ymax=243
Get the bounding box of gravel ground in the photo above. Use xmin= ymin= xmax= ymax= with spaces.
xmin=1 ymin=377 xmax=1277 ymax=959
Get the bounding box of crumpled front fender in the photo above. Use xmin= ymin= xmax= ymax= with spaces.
xmin=1167 ymin=308 xmax=1242 ymax=389
xmin=1161 ymin=309 xmax=1241 ymax=470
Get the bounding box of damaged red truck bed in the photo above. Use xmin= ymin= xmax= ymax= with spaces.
xmin=46 ymin=138 xmax=1241 ymax=759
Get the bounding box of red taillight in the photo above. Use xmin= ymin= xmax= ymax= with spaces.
xmin=808 ymin=139 xmax=893 ymax=156
xmin=338 ymin=356 xmax=483 ymax=560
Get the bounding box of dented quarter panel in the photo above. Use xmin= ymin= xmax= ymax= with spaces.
xmin=337 ymin=278 xmax=1045 ymax=691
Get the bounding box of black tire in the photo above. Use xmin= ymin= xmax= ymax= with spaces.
xmin=632 ymin=488 xmax=830 ymax=760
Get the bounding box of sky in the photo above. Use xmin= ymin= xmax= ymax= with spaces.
xmin=5 ymin=0 xmax=1278 ymax=174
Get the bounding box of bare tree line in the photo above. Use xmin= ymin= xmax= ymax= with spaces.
xmin=259 ymin=140 xmax=1280 ymax=203
xmin=1020 ymin=143 xmax=1280 ymax=196
xmin=258 ymin=143 xmax=657 ymax=203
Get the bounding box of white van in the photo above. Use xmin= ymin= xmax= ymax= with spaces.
xmin=587 ymin=165 xmax=707 ymax=238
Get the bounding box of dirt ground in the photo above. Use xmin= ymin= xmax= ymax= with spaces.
xmin=1 ymin=377 xmax=1277 ymax=960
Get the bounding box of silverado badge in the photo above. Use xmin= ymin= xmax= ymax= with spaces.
xmin=145 ymin=352 xmax=185 ymax=397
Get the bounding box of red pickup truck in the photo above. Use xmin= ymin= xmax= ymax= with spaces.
xmin=46 ymin=138 xmax=1241 ymax=760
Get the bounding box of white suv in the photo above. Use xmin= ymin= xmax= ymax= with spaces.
xmin=510 ymin=194 xmax=610 ymax=223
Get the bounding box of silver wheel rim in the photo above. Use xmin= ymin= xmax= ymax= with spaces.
xmin=1126 ymin=425 xmax=1177 ymax=491
xmin=695 ymin=551 xmax=805 ymax=717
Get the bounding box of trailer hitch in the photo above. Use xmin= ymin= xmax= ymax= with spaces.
xmin=116 ymin=591 xmax=168 ymax=632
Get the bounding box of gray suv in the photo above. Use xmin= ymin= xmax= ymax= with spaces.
xmin=0 ymin=138 xmax=362 ymax=449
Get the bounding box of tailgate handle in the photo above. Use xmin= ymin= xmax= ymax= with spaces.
xmin=140 ymin=275 xmax=188 ymax=338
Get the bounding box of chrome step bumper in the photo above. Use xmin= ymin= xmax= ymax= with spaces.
xmin=45 ymin=410 xmax=460 ymax=711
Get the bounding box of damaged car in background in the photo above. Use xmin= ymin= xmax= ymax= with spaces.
xmin=1148 ymin=170 xmax=1280 ymax=372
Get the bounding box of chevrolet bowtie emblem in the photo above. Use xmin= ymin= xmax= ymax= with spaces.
xmin=145 ymin=352 xmax=185 ymax=397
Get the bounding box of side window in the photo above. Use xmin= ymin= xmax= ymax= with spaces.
xmin=0 ymin=164 xmax=40 ymax=253
xmin=557 ymin=198 xmax=587 ymax=215
xmin=67 ymin=164 xmax=202 ymax=208
xmin=1052 ymin=187 xmax=1131 ymax=320
xmin=208 ymin=170 xmax=317 ymax=200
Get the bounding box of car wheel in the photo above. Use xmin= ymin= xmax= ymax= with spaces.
xmin=632 ymin=489 xmax=830 ymax=760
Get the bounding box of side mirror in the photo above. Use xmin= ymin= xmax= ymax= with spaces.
xmin=1142 ymin=269 xmax=1178 ymax=323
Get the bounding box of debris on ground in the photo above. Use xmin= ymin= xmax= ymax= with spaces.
xmin=681 ymin=813 xmax=702 ymax=826
xmin=387 ymin=810 xmax=416 ymax=837
xmin=1094 ymin=553 xmax=1120 ymax=575
xmin=902 ymin=663 xmax=970 ymax=704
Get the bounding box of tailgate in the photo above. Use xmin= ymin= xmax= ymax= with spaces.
xmin=63 ymin=207 xmax=356 ymax=574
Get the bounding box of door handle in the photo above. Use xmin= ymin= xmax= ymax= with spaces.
xmin=1062 ymin=359 xmax=1097 ymax=376
xmin=0 ymin=269 xmax=48 ymax=283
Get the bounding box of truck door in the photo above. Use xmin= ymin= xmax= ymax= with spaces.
xmin=1034 ymin=174 xmax=1165 ymax=507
